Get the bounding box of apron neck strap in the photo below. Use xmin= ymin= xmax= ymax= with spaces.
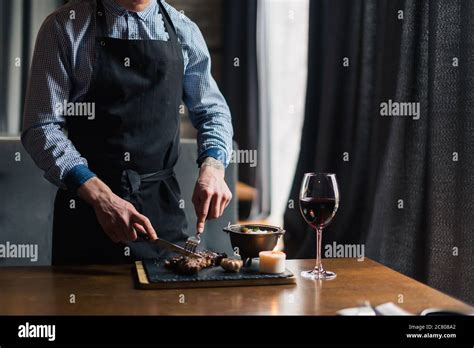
xmin=94 ymin=0 xmax=179 ymax=43
xmin=157 ymin=1 xmax=179 ymax=43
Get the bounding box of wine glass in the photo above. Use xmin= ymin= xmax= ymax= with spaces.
xmin=299 ymin=173 xmax=339 ymax=280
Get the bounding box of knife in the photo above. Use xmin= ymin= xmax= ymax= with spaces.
xmin=149 ymin=237 xmax=203 ymax=259
xmin=134 ymin=227 xmax=203 ymax=259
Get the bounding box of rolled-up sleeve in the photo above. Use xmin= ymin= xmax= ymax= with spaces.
xmin=179 ymin=19 xmax=234 ymax=167
xmin=21 ymin=14 xmax=92 ymax=189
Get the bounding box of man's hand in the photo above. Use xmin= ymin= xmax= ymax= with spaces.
xmin=77 ymin=177 xmax=157 ymax=243
xmin=192 ymin=158 xmax=232 ymax=233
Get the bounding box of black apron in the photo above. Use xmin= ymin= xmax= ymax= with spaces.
xmin=52 ymin=0 xmax=188 ymax=265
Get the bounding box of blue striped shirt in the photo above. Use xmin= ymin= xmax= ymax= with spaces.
xmin=22 ymin=0 xmax=233 ymax=189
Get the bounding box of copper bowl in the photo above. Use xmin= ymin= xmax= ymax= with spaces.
xmin=223 ymin=224 xmax=285 ymax=266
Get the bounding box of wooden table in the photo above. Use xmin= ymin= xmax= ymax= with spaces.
xmin=0 ymin=258 xmax=470 ymax=315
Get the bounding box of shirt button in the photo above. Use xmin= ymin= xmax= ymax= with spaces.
xmin=97 ymin=11 xmax=103 ymax=16
xmin=100 ymin=40 xmax=106 ymax=46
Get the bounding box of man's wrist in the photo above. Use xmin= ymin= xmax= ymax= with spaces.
xmin=64 ymin=164 xmax=97 ymax=192
xmin=200 ymin=156 xmax=225 ymax=171
xmin=197 ymin=148 xmax=227 ymax=168
xmin=77 ymin=177 xmax=112 ymax=206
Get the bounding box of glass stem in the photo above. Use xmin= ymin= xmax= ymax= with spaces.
xmin=314 ymin=227 xmax=323 ymax=273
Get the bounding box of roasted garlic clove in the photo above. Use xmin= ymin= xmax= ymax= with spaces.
xmin=220 ymin=258 xmax=243 ymax=273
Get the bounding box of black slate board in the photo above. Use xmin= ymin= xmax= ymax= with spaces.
xmin=135 ymin=259 xmax=296 ymax=289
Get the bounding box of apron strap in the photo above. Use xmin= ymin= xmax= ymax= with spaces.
xmin=158 ymin=0 xmax=179 ymax=41
xmin=121 ymin=168 xmax=174 ymax=199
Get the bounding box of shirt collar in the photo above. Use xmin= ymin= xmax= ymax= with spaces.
xmin=103 ymin=0 xmax=157 ymax=21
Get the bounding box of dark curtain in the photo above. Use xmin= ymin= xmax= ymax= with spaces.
xmin=222 ymin=0 xmax=270 ymax=219
xmin=284 ymin=0 xmax=473 ymax=304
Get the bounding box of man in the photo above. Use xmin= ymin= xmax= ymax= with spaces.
xmin=22 ymin=0 xmax=233 ymax=264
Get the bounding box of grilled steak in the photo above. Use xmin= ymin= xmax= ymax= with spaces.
xmin=164 ymin=251 xmax=227 ymax=275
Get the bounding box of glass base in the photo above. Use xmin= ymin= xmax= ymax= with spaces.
xmin=301 ymin=269 xmax=337 ymax=280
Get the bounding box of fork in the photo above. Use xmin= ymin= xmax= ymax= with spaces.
xmin=184 ymin=232 xmax=201 ymax=253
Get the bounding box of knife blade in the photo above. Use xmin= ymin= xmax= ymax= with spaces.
xmin=150 ymin=237 xmax=203 ymax=259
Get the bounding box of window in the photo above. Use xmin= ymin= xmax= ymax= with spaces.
xmin=257 ymin=0 xmax=309 ymax=224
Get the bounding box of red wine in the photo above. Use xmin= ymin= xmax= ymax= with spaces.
xmin=300 ymin=197 xmax=336 ymax=228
